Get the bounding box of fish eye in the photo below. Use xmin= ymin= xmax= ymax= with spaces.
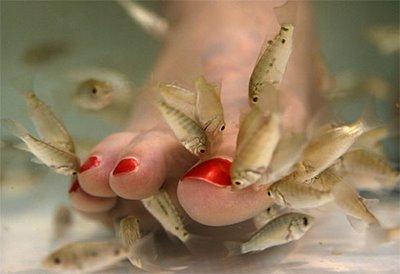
xmin=281 ymin=39 xmax=286 ymax=44
xmin=91 ymin=87 xmax=97 ymax=94
xmin=199 ymin=149 xmax=206 ymax=153
xmin=234 ymin=181 xmax=242 ymax=186
xmin=252 ymin=97 xmax=258 ymax=103
xmin=303 ymin=217 xmax=308 ymax=226
xmin=266 ymin=207 xmax=271 ymax=213
xmin=267 ymin=191 xmax=272 ymax=197
xmin=220 ymin=125 xmax=225 ymax=131
xmin=53 ymin=257 xmax=61 ymax=265
xmin=281 ymin=26 xmax=289 ymax=31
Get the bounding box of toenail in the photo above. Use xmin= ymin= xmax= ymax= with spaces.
xmin=79 ymin=156 xmax=101 ymax=173
xmin=182 ymin=157 xmax=232 ymax=187
xmin=112 ymin=158 xmax=139 ymax=176
xmin=69 ymin=179 xmax=80 ymax=193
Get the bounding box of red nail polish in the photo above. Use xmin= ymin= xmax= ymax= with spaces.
xmin=182 ymin=157 xmax=232 ymax=187
xmin=69 ymin=179 xmax=80 ymax=193
xmin=113 ymin=158 xmax=139 ymax=175
xmin=79 ymin=156 xmax=101 ymax=173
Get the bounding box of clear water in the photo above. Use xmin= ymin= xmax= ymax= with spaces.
xmin=1 ymin=1 xmax=399 ymax=273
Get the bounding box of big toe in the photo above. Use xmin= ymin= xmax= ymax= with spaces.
xmin=177 ymin=157 xmax=273 ymax=226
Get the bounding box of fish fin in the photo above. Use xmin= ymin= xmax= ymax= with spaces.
xmin=31 ymin=157 xmax=44 ymax=165
xmin=1 ymin=119 xmax=30 ymax=139
xmin=185 ymin=234 xmax=221 ymax=257
xmin=357 ymin=98 xmax=383 ymax=133
xmin=223 ymin=241 xmax=242 ymax=257
xmin=365 ymin=222 xmax=388 ymax=249
xmin=127 ymin=233 xmax=159 ymax=271
xmin=274 ymin=0 xmax=298 ymax=26
xmin=361 ymin=198 xmax=379 ymax=208
xmin=13 ymin=142 xmax=31 ymax=152
xmin=346 ymin=215 xmax=367 ymax=233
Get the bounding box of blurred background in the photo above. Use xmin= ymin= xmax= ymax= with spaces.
xmin=1 ymin=1 xmax=399 ymax=273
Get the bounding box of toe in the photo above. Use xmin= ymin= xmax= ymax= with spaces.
xmin=69 ymin=179 xmax=117 ymax=213
xmin=109 ymin=130 xmax=193 ymax=200
xmin=177 ymin=157 xmax=273 ymax=226
xmin=78 ymin=132 xmax=136 ymax=197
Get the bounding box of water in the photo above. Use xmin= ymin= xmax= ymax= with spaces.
xmin=1 ymin=1 xmax=399 ymax=273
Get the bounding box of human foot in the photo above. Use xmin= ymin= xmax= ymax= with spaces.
xmin=70 ymin=1 xmax=321 ymax=226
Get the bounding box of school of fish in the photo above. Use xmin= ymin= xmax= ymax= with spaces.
xmin=1 ymin=1 xmax=399 ymax=273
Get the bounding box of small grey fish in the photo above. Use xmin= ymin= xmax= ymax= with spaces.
xmin=267 ymin=169 xmax=341 ymax=209
xmin=1 ymin=119 xmax=79 ymax=176
xmin=248 ymin=24 xmax=294 ymax=104
xmin=231 ymin=111 xmax=281 ymax=189
xmin=226 ymin=212 xmax=314 ymax=255
xmin=157 ymin=101 xmax=209 ymax=156
xmin=142 ymin=190 xmax=190 ymax=243
xmin=53 ymin=204 xmax=73 ymax=240
xmin=194 ymin=76 xmax=226 ymax=136
xmin=42 ymin=240 xmax=127 ymax=273
xmin=25 ymin=91 xmax=75 ymax=153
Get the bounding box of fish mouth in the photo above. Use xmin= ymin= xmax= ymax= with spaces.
xmin=181 ymin=157 xmax=232 ymax=187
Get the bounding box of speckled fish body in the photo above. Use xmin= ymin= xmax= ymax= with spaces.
xmin=42 ymin=240 xmax=127 ymax=273
xmin=142 ymin=190 xmax=190 ymax=243
xmin=157 ymin=101 xmax=208 ymax=156
xmin=158 ymin=82 xmax=196 ymax=119
xmin=2 ymin=119 xmax=79 ymax=176
xmin=241 ymin=212 xmax=314 ymax=254
xmin=253 ymin=204 xmax=282 ymax=230
xmin=248 ymin=24 xmax=294 ymax=104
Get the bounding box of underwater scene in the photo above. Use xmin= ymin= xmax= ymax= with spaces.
xmin=1 ymin=1 xmax=399 ymax=273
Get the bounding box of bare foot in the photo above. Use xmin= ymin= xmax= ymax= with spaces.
xmin=69 ymin=1 xmax=322 ymax=226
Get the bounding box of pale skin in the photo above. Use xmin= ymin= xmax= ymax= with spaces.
xmin=70 ymin=1 xmax=323 ymax=227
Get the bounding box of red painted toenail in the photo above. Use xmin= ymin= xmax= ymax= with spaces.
xmin=69 ymin=179 xmax=80 ymax=193
xmin=112 ymin=158 xmax=139 ymax=175
xmin=182 ymin=157 xmax=232 ymax=187
xmin=79 ymin=156 xmax=101 ymax=173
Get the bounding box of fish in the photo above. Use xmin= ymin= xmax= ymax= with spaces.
xmin=332 ymin=181 xmax=381 ymax=230
xmin=253 ymin=204 xmax=283 ymax=230
xmin=116 ymin=0 xmax=169 ymax=39
xmin=1 ymin=119 xmax=79 ymax=176
xmin=23 ymin=40 xmax=69 ymax=66
xmin=293 ymin=120 xmax=368 ymax=182
xmin=194 ymin=76 xmax=226 ymax=136
xmin=267 ymin=169 xmax=341 ymax=209
xmin=231 ymin=110 xmax=281 ymax=189
xmin=366 ymin=25 xmax=400 ymax=55
xmin=225 ymin=212 xmax=314 ymax=255
xmin=53 ymin=205 xmax=73 ymax=240
xmin=157 ymin=101 xmax=209 ymax=156
xmin=74 ymin=79 xmax=113 ymax=111
xmin=41 ymin=240 xmax=127 ymax=273
xmin=158 ymin=82 xmax=196 ymax=119
xmin=333 ymin=149 xmax=400 ymax=191
xmin=70 ymin=68 xmax=134 ymax=112
xmin=117 ymin=216 xmax=190 ymax=272
xmin=255 ymin=132 xmax=307 ymax=188
xmin=248 ymin=24 xmax=294 ymax=105
xmin=141 ymin=190 xmax=190 ymax=244
xmin=24 ymin=91 xmax=75 ymax=153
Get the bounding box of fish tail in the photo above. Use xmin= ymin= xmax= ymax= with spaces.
xmin=357 ymin=99 xmax=382 ymax=133
xmin=223 ymin=241 xmax=242 ymax=257
xmin=1 ymin=119 xmax=30 ymax=139
xmin=185 ymin=234 xmax=219 ymax=257
xmin=365 ymin=222 xmax=388 ymax=249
